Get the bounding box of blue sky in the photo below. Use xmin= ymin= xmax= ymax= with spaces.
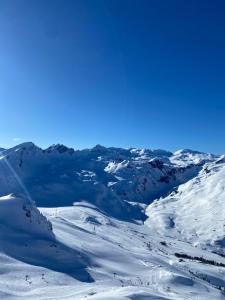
xmin=0 ymin=0 xmax=225 ymax=153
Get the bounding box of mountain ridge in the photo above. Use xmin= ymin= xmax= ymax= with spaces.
xmin=0 ymin=142 xmax=219 ymax=221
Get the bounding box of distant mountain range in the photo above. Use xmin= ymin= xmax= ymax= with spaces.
xmin=0 ymin=142 xmax=217 ymax=219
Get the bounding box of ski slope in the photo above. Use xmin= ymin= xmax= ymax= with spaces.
xmin=146 ymin=159 xmax=225 ymax=253
xmin=1 ymin=199 xmax=225 ymax=299
xmin=0 ymin=143 xmax=224 ymax=299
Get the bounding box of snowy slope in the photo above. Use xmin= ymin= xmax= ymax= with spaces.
xmin=170 ymin=149 xmax=216 ymax=167
xmin=0 ymin=193 xmax=53 ymax=238
xmin=146 ymin=159 xmax=225 ymax=253
xmin=0 ymin=142 xmax=224 ymax=299
xmin=0 ymin=194 xmax=94 ymax=297
xmin=1 ymin=202 xmax=225 ymax=299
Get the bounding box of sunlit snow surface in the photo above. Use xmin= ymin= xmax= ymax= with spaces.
xmin=146 ymin=160 xmax=225 ymax=250
xmin=0 ymin=201 xmax=224 ymax=299
xmin=0 ymin=144 xmax=224 ymax=299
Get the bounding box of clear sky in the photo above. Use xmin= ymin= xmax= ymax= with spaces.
xmin=0 ymin=0 xmax=225 ymax=153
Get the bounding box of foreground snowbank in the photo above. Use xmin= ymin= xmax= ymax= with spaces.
xmin=0 ymin=194 xmax=53 ymax=238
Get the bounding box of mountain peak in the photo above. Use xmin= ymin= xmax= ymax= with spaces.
xmin=14 ymin=142 xmax=38 ymax=150
xmin=174 ymin=149 xmax=204 ymax=155
xmin=45 ymin=144 xmax=75 ymax=154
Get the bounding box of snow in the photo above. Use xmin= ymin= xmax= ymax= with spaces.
xmin=1 ymin=202 xmax=223 ymax=299
xmin=171 ymin=149 xmax=216 ymax=167
xmin=0 ymin=143 xmax=224 ymax=299
xmin=0 ymin=193 xmax=53 ymax=238
xmin=0 ymin=142 xmax=215 ymax=216
xmin=146 ymin=160 xmax=225 ymax=253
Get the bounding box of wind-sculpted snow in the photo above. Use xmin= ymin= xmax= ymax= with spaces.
xmin=0 ymin=142 xmax=217 ymax=220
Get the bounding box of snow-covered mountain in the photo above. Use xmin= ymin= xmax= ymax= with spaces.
xmin=0 ymin=142 xmax=224 ymax=299
xmin=146 ymin=157 xmax=225 ymax=253
xmin=0 ymin=142 xmax=217 ymax=220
